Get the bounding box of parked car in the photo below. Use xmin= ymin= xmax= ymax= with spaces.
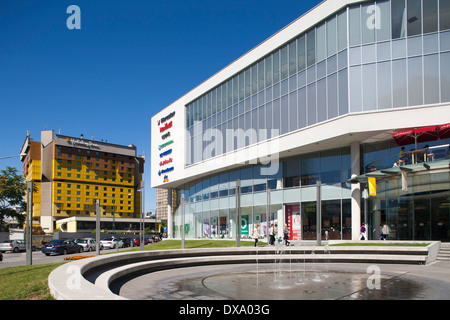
xmin=131 ymin=238 xmax=140 ymax=246
xmin=0 ymin=240 xmax=36 ymax=253
xmin=41 ymin=239 xmax=83 ymax=256
xmin=120 ymin=238 xmax=132 ymax=247
xmin=100 ymin=238 xmax=124 ymax=249
xmin=74 ymin=238 xmax=102 ymax=252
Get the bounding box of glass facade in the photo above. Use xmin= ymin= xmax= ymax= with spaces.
xmin=174 ymin=147 xmax=352 ymax=240
xmin=363 ymin=137 xmax=450 ymax=241
xmin=172 ymin=0 xmax=450 ymax=242
xmin=185 ymin=0 xmax=450 ymax=166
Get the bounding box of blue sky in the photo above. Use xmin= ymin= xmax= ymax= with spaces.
xmin=0 ymin=0 xmax=321 ymax=211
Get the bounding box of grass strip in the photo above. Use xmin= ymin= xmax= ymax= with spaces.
xmin=0 ymin=263 xmax=65 ymax=300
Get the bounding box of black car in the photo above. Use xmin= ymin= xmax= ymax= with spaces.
xmin=41 ymin=239 xmax=83 ymax=256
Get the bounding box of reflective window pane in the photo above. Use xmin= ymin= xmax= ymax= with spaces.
xmin=407 ymin=0 xmax=422 ymax=36
xmin=377 ymin=0 xmax=391 ymax=41
xmin=327 ymin=73 xmax=338 ymax=119
xmin=298 ymin=87 xmax=307 ymax=128
xmin=273 ymin=50 xmax=280 ymax=83
xmin=307 ymin=29 xmax=316 ymax=66
xmin=317 ymin=78 xmax=327 ymax=122
xmin=423 ymin=0 xmax=438 ymax=33
xmin=337 ymin=10 xmax=348 ymax=51
xmin=392 ymin=0 xmax=406 ymax=39
xmin=440 ymin=0 xmax=450 ymax=31
xmin=338 ymin=68 xmax=349 ymax=115
xmin=350 ymin=65 xmax=362 ymax=112
xmin=297 ymin=35 xmax=306 ymax=71
xmin=392 ymin=59 xmax=407 ymax=107
xmin=377 ymin=61 xmax=392 ymax=109
xmin=317 ymin=23 xmax=326 ymax=62
xmin=362 ymin=2 xmax=376 ymax=44
xmin=408 ymin=56 xmax=423 ymax=106
xmin=265 ymin=55 xmax=273 ymax=88
xmin=281 ymin=46 xmax=289 ymax=80
xmin=363 ymin=63 xmax=377 ymax=111
xmin=258 ymin=60 xmax=265 ymax=92
xmin=289 ymin=40 xmax=297 ymax=76
xmin=441 ymin=52 xmax=450 ymax=102
xmin=327 ymin=16 xmax=337 ymax=57
xmin=349 ymin=5 xmax=361 ymax=46
xmin=307 ymin=83 xmax=316 ymax=125
xmin=289 ymin=91 xmax=298 ymax=132
xmin=424 ymin=54 xmax=439 ymax=104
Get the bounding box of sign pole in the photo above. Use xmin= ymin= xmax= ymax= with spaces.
xmin=26 ymin=182 xmax=33 ymax=266
xmin=95 ymin=199 xmax=101 ymax=255
xmin=236 ymin=180 xmax=241 ymax=248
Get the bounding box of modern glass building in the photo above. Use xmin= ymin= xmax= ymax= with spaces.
xmin=151 ymin=0 xmax=450 ymax=242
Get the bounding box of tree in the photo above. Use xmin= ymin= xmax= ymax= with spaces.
xmin=0 ymin=167 xmax=26 ymax=231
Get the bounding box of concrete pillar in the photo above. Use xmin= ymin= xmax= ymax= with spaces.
xmin=167 ymin=188 xmax=173 ymax=239
xmin=351 ymin=141 xmax=362 ymax=240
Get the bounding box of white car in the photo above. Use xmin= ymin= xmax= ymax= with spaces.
xmin=75 ymin=238 xmax=102 ymax=252
xmin=100 ymin=238 xmax=123 ymax=249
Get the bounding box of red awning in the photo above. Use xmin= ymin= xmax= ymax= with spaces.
xmin=438 ymin=123 xmax=450 ymax=139
xmin=393 ymin=125 xmax=439 ymax=147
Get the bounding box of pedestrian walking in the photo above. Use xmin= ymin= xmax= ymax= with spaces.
xmin=269 ymin=224 xmax=275 ymax=246
xmin=283 ymin=224 xmax=290 ymax=246
xmin=252 ymin=224 xmax=260 ymax=247
xmin=360 ymin=222 xmax=366 ymax=240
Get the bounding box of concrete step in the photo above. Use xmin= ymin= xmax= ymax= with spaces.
xmin=436 ymin=244 xmax=450 ymax=260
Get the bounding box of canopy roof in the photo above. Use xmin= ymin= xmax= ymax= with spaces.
xmin=349 ymin=159 xmax=450 ymax=184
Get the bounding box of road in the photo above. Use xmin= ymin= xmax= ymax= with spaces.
xmin=0 ymin=247 xmax=131 ymax=269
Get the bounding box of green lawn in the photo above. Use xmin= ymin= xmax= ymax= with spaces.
xmin=128 ymin=239 xmax=265 ymax=251
xmin=0 ymin=263 xmax=65 ymax=300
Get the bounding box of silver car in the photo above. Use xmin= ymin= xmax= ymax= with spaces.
xmin=75 ymin=238 xmax=102 ymax=252
xmin=0 ymin=240 xmax=36 ymax=253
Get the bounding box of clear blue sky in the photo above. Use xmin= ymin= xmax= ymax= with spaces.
xmin=0 ymin=0 xmax=321 ymax=211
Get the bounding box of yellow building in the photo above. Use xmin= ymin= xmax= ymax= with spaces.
xmin=20 ymin=130 xmax=145 ymax=234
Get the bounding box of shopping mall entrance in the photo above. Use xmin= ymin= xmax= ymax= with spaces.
xmin=367 ymin=168 xmax=450 ymax=242
xmin=285 ymin=200 xmax=351 ymax=241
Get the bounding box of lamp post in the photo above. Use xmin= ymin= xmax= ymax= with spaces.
xmin=181 ymin=193 xmax=185 ymax=249
xmin=316 ymin=180 xmax=322 ymax=246
xmin=95 ymin=199 xmax=101 ymax=255
xmin=236 ymin=180 xmax=241 ymax=248
xmin=112 ymin=194 xmax=115 ymax=235
xmin=26 ymin=181 xmax=33 ymax=266
xmin=140 ymin=181 xmax=145 ymax=251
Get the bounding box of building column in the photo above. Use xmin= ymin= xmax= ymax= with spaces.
xmin=351 ymin=141 xmax=362 ymax=241
xmin=167 ymin=188 xmax=173 ymax=239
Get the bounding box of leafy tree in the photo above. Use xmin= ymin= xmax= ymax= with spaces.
xmin=0 ymin=167 xmax=26 ymax=231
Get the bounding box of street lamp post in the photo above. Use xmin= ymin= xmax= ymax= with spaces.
xmin=236 ymin=180 xmax=241 ymax=248
xmin=95 ymin=199 xmax=101 ymax=255
xmin=112 ymin=195 xmax=115 ymax=235
xmin=140 ymin=181 xmax=145 ymax=251
xmin=26 ymin=182 xmax=33 ymax=266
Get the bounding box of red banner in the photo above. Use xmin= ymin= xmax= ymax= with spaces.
xmin=285 ymin=204 xmax=301 ymax=240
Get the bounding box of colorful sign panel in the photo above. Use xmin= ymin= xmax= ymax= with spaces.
xmin=285 ymin=204 xmax=301 ymax=240
xmin=156 ymin=110 xmax=176 ymax=183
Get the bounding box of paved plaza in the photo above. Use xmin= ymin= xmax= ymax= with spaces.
xmin=116 ymin=261 xmax=450 ymax=300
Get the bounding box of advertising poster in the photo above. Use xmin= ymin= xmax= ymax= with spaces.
xmin=220 ymin=216 xmax=227 ymax=235
xmin=241 ymin=215 xmax=249 ymax=235
xmin=286 ymin=204 xmax=301 ymax=240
